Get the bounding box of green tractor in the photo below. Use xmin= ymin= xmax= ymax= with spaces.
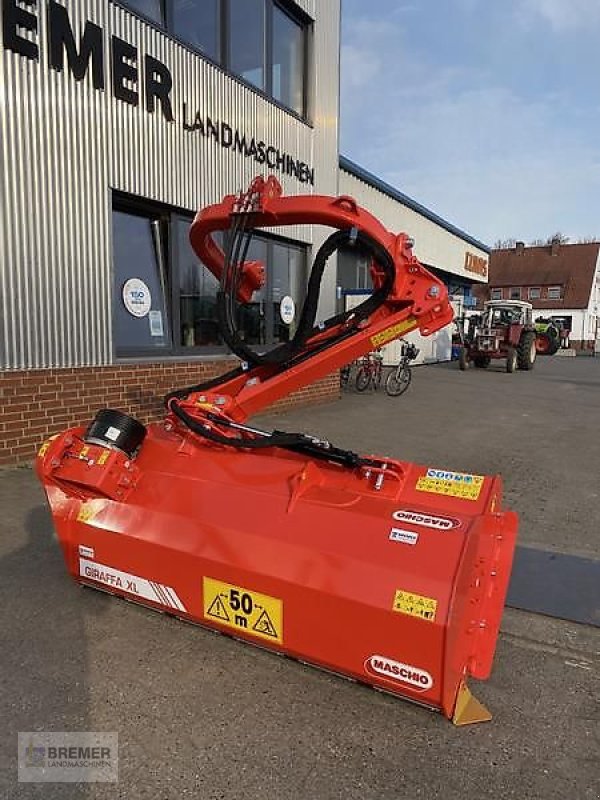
xmin=534 ymin=318 xmax=562 ymax=355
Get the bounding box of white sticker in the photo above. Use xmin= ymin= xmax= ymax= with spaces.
xmin=79 ymin=558 xmax=187 ymax=612
xmin=149 ymin=309 xmax=164 ymax=336
xmin=389 ymin=527 xmax=419 ymax=546
xmin=280 ymin=295 xmax=295 ymax=325
xmin=104 ymin=426 xmax=120 ymax=442
xmin=78 ymin=545 xmax=95 ymax=558
xmin=392 ymin=509 xmax=460 ymax=530
xmin=122 ymin=278 xmax=151 ymax=318
xmin=364 ymin=655 xmax=433 ymax=691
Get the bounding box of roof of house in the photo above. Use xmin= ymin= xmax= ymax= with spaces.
xmin=488 ymin=242 xmax=600 ymax=309
xmin=339 ymin=155 xmax=490 ymax=253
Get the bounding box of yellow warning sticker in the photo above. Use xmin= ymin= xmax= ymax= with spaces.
xmin=416 ymin=468 xmax=484 ymax=501
xmin=97 ymin=450 xmax=110 ymax=466
xmin=370 ymin=317 xmax=417 ymax=349
xmin=202 ymin=577 xmax=283 ymax=644
xmin=393 ymin=589 xmax=438 ymax=622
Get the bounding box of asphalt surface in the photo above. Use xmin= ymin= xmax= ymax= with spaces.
xmin=1 ymin=355 xmax=599 ymax=799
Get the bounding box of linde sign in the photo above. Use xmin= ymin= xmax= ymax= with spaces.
xmin=1 ymin=0 xmax=315 ymax=185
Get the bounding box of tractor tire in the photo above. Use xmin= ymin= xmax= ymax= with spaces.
xmin=506 ymin=347 xmax=517 ymax=373
xmin=518 ymin=331 xmax=537 ymax=370
xmin=458 ymin=347 xmax=469 ymax=371
xmin=473 ymin=356 xmax=491 ymax=368
xmin=547 ymin=339 xmax=560 ymax=355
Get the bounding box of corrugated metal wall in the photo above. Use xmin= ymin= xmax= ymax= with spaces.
xmin=339 ymin=169 xmax=488 ymax=281
xmin=0 ymin=0 xmax=340 ymax=369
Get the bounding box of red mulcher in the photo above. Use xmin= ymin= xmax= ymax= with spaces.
xmin=36 ymin=177 xmax=518 ymax=725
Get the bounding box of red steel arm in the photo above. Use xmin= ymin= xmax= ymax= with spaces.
xmin=179 ymin=176 xmax=454 ymax=424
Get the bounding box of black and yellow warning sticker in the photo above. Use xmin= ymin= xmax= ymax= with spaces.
xmin=202 ymin=577 xmax=283 ymax=644
xmin=392 ymin=589 xmax=438 ymax=622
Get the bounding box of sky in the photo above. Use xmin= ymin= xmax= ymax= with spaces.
xmin=340 ymin=0 xmax=600 ymax=246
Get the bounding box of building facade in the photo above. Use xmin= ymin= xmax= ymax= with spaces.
xmin=1 ymin=0 xmax=488 ymax=466
xmin=481 ymin=241 xmax=600 ymax=350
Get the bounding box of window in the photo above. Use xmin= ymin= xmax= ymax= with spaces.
xmin=121 ymin=0 xmax=309 ymax=118
xmin=490 ymin=288 xmax=502 ymax=300
xmin=171 ymin=0 xmax=220 ymax=63
xmin=272 ymin=4 xmax=305 ymax=115
xmin=229 ymin=0 xmax=265 ymax=90
xmin=112 ymin=207 xmax=172 ymax=356
xmin=122 ymin=0 xmax=166 ymax=25
xmin=112 ymin=195 xmax=307 ymax=357
xmin=528 ymin=287 xmax=541 ymax=300
xmin=548 ymin=286 xmax=561 ymax=300
xmin=509 ymin=287 xmax=521 ymax=300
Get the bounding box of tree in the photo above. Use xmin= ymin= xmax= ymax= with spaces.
xmin=493 ymin=237 xmax=516 ymax=249
xmin=546 ymin=232 xmax=570 ymax=244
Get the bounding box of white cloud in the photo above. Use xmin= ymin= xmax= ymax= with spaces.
xmin=519 ymin=0 xmax=600 ymax=31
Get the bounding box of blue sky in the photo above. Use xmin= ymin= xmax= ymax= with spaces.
xmin=340 ymin=0 xmax=600 ymax=245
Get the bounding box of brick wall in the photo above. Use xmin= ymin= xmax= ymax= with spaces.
xmin=0 ymin=361 xmax=340 ymax=467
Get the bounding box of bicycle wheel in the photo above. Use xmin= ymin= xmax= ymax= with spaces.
xmin=374 ymin=362 xmax=383 ymax=390
xmin=385 ymin=366 xmax=411 ymax=396
xmin=355 ymin=367 xmax=371 ymax=392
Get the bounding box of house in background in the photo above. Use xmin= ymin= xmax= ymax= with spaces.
xmin=474 ymin=240 xmax=600 ymax=350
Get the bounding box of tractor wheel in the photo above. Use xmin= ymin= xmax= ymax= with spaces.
xmin=458 ymin=347 xmax=469 ymax=371
xmin=518 ymin=331 xmax=537 ymax=370
xmin=506 ymin=347 xmax=517 ymax=373
xmin=473 ymin=356 xmax=491 ymax=368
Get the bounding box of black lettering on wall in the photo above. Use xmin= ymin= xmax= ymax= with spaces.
xmin=48 ymin=1 xmax=104 ymax=89
xmin=144 ymin=54 xmax=173 ymax=121
xmin=2 ymin=0 xmax=38 ymax=60
xmin=111 ymin=35 xmax=138 ymax=106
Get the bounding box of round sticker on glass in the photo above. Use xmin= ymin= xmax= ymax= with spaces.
xmin=122 ymin=278 xmax=151 ymax=318
xmin=280 ymin=296 xmax=295 ymax=325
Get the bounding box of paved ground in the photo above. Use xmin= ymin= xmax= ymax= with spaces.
xmin=1 ymin=356 xmax=599 ymax=799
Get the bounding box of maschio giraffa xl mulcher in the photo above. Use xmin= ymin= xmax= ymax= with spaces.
xmin=36 ymin=177 xmax=518 ymax=725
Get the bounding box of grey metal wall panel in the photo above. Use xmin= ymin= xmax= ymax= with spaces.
xmin=0 ymin=0 xmax=340 ymax=369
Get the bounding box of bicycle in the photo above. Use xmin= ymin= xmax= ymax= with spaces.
xmin=385 ymin=340 xmax=420 ymax=396
xmin=355 ymin=350 xmax=383 ymax=392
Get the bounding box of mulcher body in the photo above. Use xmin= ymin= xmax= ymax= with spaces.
xmin=37 ymin=177 xmax=518 ymax=725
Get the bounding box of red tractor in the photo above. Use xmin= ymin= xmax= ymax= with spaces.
xmin=458 ymin=300 xmax=537 ymax=373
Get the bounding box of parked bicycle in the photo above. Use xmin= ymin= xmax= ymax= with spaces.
xmin=385 ymin=340 xmax=420 ymax=396
xmin=355 ymin=350 xmax=383 ymax=392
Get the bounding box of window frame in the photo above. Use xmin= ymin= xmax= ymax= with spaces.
xmin=509 ymin=287 xmax=521 ymax=300
xmin=111 ymin=192 xmax=308 ymax=360
xmin=490 ymin=288 xmax=502 ymax=300
xmin=116 ymin=0 xmax=312 ymax=122
xmin=547 ymin=286 xmax=562 ymax=300
xmin=528 ymin=287 xmax=541 ymax=300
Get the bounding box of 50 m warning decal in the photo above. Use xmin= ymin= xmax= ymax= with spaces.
xmin=416 ymin=468 xmax=484 ymax=501
xmin=203 ymin=577 xmax=283 ymax=644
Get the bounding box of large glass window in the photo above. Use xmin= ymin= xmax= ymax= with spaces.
xmin=112 ymin=196 xmax=307 ymax=357
xmin=272 ymin=5 xmax=304 ymax=116
xmin=121 ymin=0 xmax=165 ymax=26
xmin=120 ymin=0 xmax=309 ymax=118
xmin=229 ymin=0 xmax=265 ymax=90
xmin=172 ymin=0 xmax=220 ymax=62
xmin=113 ymin=208 xmax=172 ymax=356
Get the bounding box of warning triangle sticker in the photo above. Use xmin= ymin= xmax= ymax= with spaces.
xmin=207 ymin=594 xmax=230 ymax=622
xmin=252 ymin=609 xmax=278 ymax=638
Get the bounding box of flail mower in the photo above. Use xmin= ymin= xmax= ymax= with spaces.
xmin=36 ymin=177 xmax=518 ymax=725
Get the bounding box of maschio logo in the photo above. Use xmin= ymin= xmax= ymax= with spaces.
xmin=392 ymin=509 xmax=460 ymax=530
xmin=364 ymin=655 xmax=433 ymax=692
